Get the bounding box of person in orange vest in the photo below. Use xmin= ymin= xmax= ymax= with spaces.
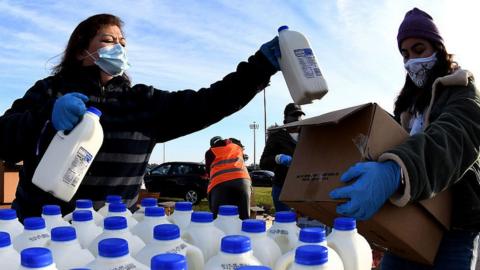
xmin=205 ymin=136 xmax=251 ymax=219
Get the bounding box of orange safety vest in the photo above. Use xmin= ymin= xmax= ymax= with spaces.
xmin=207 ymin=142 xmax=250 ymax=193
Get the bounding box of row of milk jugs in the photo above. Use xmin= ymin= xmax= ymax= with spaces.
xmin=0 ymin=196 xmax=372 ymax=269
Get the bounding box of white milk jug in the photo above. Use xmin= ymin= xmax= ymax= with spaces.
xmin=0 ymin=208 xmax=23 ymax=239
xmin=267 ymin=211 xmax=299 ymax=254
xmin=151 ymin=253 xmax=188 ymax=270
xmin=205 ymin=235 xmax=262 ymax=269
xmin=274 ymin=227 xmax=344 ymax=270
xmin=63 ymin=199 xmax=103 ymax=226
xmin=86 ymin=238 xmax=148 ymax=270
xmin=135 ymin=223 xmax=204 ymax=270
xmin=169 ymin=201 xmax=193 ymax=231
xmin=48 ymin=226 xmax=95 ymax=269
xmin=41 ymin=205 xmax=71 ymax=231
xmin=326 ymin=217 xmax=372 ymax=270
xmin=13 ymin=217 xmax=50 ymax=251
xmin=214 ymin=205 xmax=242 ymax=235
xmin=278 ymin=26 xmax=328 ymax=105
xmin=278 ymin=245 xmax=332 ymax=270
xmin=132 ymin=197 xmax=158 ymax=221
xmin=131 ymin=206 xmax=171 ymax=243
xmin=182 ymin=211 xmax=225 ymax=261
xmin=241 ymin=219 xmax=281 ymax=268
xmin=98 ymin=195 xmax=123 ymax=217
xmin=88 ymin=216 xmax=145 ymax=256
xmin=105 ymin=202 xmax=138 ymax=228
xmin=71 ymin=210 xmax=103 ymax=249
xmin=32 ymin=107 xmax=103 ymax=202
xmin=238 ymin=267 xmax=272 ymax=270
xmin=0 ymin=231 xmax=20 ymax=269
xmin=19 ymin=247 xmax=58 ymax=270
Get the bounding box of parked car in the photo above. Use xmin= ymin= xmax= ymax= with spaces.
xmin=249 ymin=170 xmax=274 ymax=187
xmin=144 ymin=162 xmax=208 ymax=204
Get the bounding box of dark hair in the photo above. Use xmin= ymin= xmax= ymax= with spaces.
xmin=393 ymin=41 xmax=455 ymax=119
xmin=52 ymin=14 xmax=124 ymax=76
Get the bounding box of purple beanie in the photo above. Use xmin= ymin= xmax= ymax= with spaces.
xmin=397 ymin=7 xmax=443 ymax=50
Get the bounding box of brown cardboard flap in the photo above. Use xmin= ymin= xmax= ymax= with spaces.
xmin=419 ymin=190 xmax=452 ymax=229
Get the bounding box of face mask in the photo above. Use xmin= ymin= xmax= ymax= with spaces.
xmin=404 ymin=52 xmax=437 ymax=88
xmin=85 ymin=43 xmax=130 ymax=76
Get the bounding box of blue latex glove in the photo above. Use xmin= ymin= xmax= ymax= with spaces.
xmin=329 ymin=161 xmax=401 ymax=220
xmin=260 ymin=36 xmax=281 ymax=71
xmin=51 ymin=92 xmax=89 ymax=131
xmin=275 ymin=154 xmax=292 ymax=167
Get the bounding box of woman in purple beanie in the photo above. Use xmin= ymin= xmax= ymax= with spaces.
xmin=330 ymin=7 xmax=480 ymax=269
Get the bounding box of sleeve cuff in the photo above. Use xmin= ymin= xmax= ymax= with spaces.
xmin=379 ymin=152 xmax=411 ymax=207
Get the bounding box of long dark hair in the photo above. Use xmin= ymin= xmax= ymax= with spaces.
xmin=393 ymin=42 xmax=455 ymax=119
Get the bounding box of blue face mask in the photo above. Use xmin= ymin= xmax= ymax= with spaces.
xmin=86 ymin=44 xmax=130 ymax=76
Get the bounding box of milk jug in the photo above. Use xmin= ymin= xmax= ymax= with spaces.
xmin=71 ymin=210 xmax=103 ymax=249
xmin=241 ymin=219 xmax=281 ymax=268
xmin=267 ymin=211 xmax=299 ymax=254
xmin=41 ymin=205 xmax=71 ymax=231
xmin=13 ymin=217 xmax=50 ymax=251
xmin=0 ymin=231 xmax=20 ymax=269
xmin=151 ymin=253 xmax=187 ymax=270
xmin=169 ymin=201 xmax=193 ymax=231
xmin=135 ymin=223 xmax=204 ymax=270
xmin=63 ymin=199 xmax=103 ymax=226
xmin=238 ymin=267 xmax=272 ymax=270
xmin=182 ymin=211 xmax=225 ymax=261
xmin=280 ymin=245 xmax=332 ymax=270
xmin=205 ymin=235 xmax=262 ymax=269
xmin=32 ymin=107 xmax=103 ymax=202
xmin=105 ymin=202 xmax=138 ymax=228
xmin=48 ymin=226 xmax=95 ymax=269
xmin=98 ymin=195 xmax=123 ymax=217
xmin=0 ymin=208 xmax=23 ymax=239
xmin=88 ymin=216 xmax=145 ymax=256
xmin=132 ymin=197 xmax=158 ymax=221
xmin=274 ymin=227 xmax=344 ymax=270
xmin=19 ymin=247 xmax=58 ymax=270
xmin=278 ymin=26 xmax=328 ymax=105
xmin=131 ymin=206 xmax=171 ymax=243
xmin=214 ymin=205 xmax=242 ymax=235
xmin=86 ymin=238 xmax=148 ymax=270
xmin=326 ymin=217 xmax=372 ymax=270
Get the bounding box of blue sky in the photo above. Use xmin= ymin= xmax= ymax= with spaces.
xmin=1 ymin=0 xmax=479 ymax=165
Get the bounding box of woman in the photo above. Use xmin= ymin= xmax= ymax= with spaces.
xmin=0 ymin=14 xmax=280 ymax=219
xmin=330 ymin=8 xmax=480 ymax=268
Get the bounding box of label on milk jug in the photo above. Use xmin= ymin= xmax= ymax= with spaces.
xmin=62 ymin=147 xmax=93 ymax=187
xmin=294 ymin=48 xmax=322 ymax=78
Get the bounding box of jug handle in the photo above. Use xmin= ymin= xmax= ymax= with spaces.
xmin=186 ymin=245 xmax=205 ymax=270
xmin=274 ymin=252 xmax=294 ymax=270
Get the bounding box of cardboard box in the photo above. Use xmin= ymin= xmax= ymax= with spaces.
xmin=279 ymin=103 xmax=451 ymax=265
xmin=0 ymin=161 xmax=20 ymax=204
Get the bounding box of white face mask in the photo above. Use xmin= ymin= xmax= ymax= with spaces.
xmin=404 ymin=52 xmax=437 ymax=88
xmin=85 ymin=44 xmax=130 ymax=76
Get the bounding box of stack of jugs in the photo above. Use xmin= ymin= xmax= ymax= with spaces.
xmin=274 ymin=227 xmax=344 ymax=270
xmin=41 ymin=205 xmax=71 ymax=231
xmin=86 ymin=238 xmax=148 ymax=270
xmin=105 ymin=202 xmax=138 ymax=228
xmin=47 ymin=226 xmax=95 ymax=269
xmin=132 ymin=197 xmax=158 ymax=221
xmin=168 ymin=201 xmax=193 ymax=231
xmin=0 ymin=208 xmax=23 ymax=239
xmin=64 ymin=199 xmax=103 ymax=226
xmin=282 ymin=245 xmax=332 ymax=270
xmin=71 ymin=210 xmax=103 ymax=249
xmin=182 ymin=211 xmax=225 ymax=261
xmin=135 ymin=223 xmax=204 ymax=270
xmin=205 ymin=235 xmax=262 ymax=269
xmin=241 ymin=219 xmax=281 ymax=268
xmin=13 ymin=217 xmax=50 ymax=251
xmin=151 ymin=253 xmax=188 ymax=270
xmin=214 ymin=205 xmax=242 ymax=235
xmin=88 ymin=216 xmax=145 ymax=256
xmin=19 ymin=247 xmax=58 ymax=270
xmin=326 ymin=217 xmax=372 ymax=270
xmin=131 ymin=206 xmax=171 ymax=243
xmin=98 ymin=195 xmax=123 ymax=217
xmin=267 ymin=211 xmax=299 ymax=254
xmin=0 ymin=231 xmax=20 ymax=269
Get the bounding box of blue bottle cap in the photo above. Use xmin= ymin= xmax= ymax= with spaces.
xmin=191 ymin=211 xmax=213 ymax=223
xmin=237 ymin=266 xmax=272 ymax=270
xmin=218 ymin=205 xmax=238 ymax=216
xmin=106 ymin=195 xmax=122 ymax=204
xmin=87 ymin=106 xmax=102 ymax=117
xmin=76 ymin=199 xmax=93 ymax=209
xmin=175 ymin=202 xmax=192 ymax=211
xmin=42 ymin=205 xmax=61 ymax=216
xmin=51 ymin=226 xmax=77 ymax=242
xmin=154 ymin=224 xmax=180 ymax=241
xmin=221 ymin=235 xmax=251 ymax=254
xmin=0 ymin=209 xmax=17 ymax=220
xmin=278 ymin=25 xmax=289 ymax=32
xmin=299 ymin=227 xmax=326 ymax=243
xmin=98 ymin=238 xmax=129 ymax=258
xmin=73 ymin=210 xmax=93 ymax=222
xmin=108 ymin=202 xmax=126 ymax=213
xmin=21 ymin=247 xmax=53 ymax=268
xmin=0 ymin=232 xmax=11 ymax=247
xmin=104 ymin=216 xmax=127 ymax=230
xmin=145 ymin=207 xmax=165 ymax=217
xmin=295 ymin=245 xmax=328 ymax=266
xmin=334 ymin=217 xmax=356 ymax=231
xmin=151 ymin=253 xmax=187 ymax=270
xmin=275 ymin=211 xmax=296 ymax=223
xmin=24 ymin=217 xmax=46 ymax=230
xmin=141 ymin=198 xmax=157 ymax=207
xmin=241 ymin=219 xmax=266 ymax=233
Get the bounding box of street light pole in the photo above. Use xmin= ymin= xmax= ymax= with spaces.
xmin=249 ymin=121 xmax=259 ymax=168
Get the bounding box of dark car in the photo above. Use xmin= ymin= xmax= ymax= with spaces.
xmin=144 ymin=162 xmax=208 ymax=204
xmin=249 ymin=170 xmax=274 ymax=187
